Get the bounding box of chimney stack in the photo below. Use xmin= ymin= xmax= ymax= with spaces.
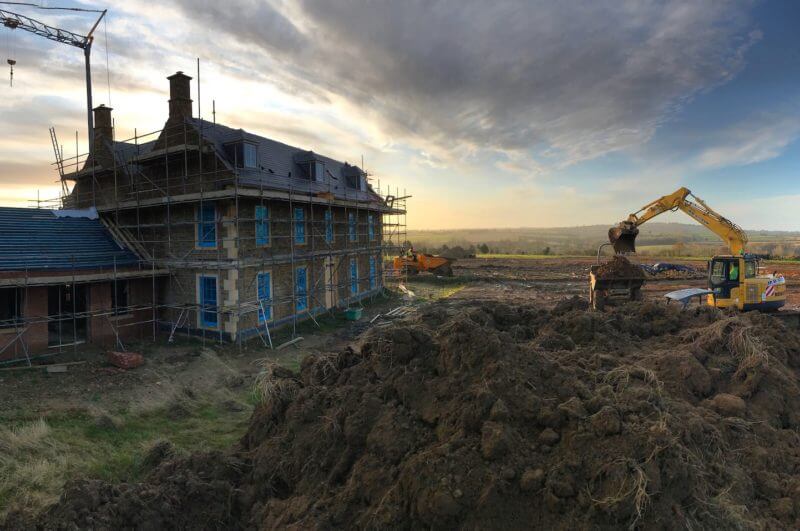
xmin=167 ymin=71 xmax=193 ymax=119
xmin=93 ymin=104 xmax=113 ymax=141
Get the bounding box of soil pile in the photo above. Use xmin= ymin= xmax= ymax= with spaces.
xmin=14 ymin=299 xmax=800 ymax=529
xmin=595 ymin=255 xmax=646 ymax=280
xmin=3 ymin=451 xmax=245 ymax=530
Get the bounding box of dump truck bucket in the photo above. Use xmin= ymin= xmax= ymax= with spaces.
xmin=608 ymin=222 xmax=639 ymax=253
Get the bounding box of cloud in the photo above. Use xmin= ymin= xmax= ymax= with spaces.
xmin=696 ymin=113 xmax=800 ymax=168
xmin=718 ymin=194 xmax=800 ymax=231
xmin=168 ymin=0 xmax=759 ymax=169
xmin=0 ymin=159 xmax=53 ymax=183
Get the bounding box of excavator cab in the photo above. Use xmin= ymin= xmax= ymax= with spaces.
xmin=707 ymin=256 xmax=785 ymax=310
xmin=608 ymin=221 xmax=639 ymax=253
xmin=708 ymin=257 xmax=745 ymax=300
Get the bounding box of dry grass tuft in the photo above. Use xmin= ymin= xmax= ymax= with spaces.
xmin=0 ymin=419 xmax=51 ymax=455
xmin=683 ymin=317 xmax=768 ymax=378
xmin=602 ymin=364 xmax=664 ymax=403
xmin=0 ymin=419 xmax=65 ymax=516
xmin=589 ymin=458 xmax=650 ymax=529
xmin=254 ymin=361 xmax=300 ymax=405
xmin=314 ymin=355 xmax=341 ymax=385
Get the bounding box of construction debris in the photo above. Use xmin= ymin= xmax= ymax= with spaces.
xmin=106 ymin=351 xmax=144 ymax=370
xmin=0 ymin=360 xmax=86 ymax=373
xmin=275 ymin=337 xmax=304 ymax=351
xmin=398 ymin=283 xmax=416 ymax=298
xmin=370 ymin=305 xmax=416 ymax=324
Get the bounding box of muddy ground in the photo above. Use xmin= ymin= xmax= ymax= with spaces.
xmin=5 ymin=256 xmax=800 ymax=530
xmin=450 ymin=257 xmax=800 ymax=310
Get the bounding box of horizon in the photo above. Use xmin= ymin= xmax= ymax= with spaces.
xmin=407 ymin=221 xmax=800 ymax=234
xmin=0 ymin=1 xmax=798 ymax=231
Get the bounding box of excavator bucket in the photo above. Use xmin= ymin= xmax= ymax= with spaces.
xmin=608 ymin=222 xmax=639 ymax=253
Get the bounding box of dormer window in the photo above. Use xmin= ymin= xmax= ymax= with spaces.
xmin=225 ymin=141 xmax=258 ymax=169
xmin=342 ymin=164 xmax=363 ymax=189
xmin=293 ymin=151 xmax=325 ymax=182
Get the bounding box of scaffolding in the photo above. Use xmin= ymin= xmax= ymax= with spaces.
xmin=2 ymin=118 xmax=407 ymax=365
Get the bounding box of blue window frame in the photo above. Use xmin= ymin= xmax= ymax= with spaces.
xmin=313 ymin=160 xmax=324 ymax=181
xmin=197 ymin=204 xmax=216 ymax=248
xmin=350 ymin=258 xmax=359 ymax=295
xmin=243 ymin=143 xmax=258 ymax=168
xmin=295 ymin=266 xmax=308 ymax=312
xmin=255 ymin=205 xmax=270 ymax=246
xmin=294 ymin=208 xmax=306 ymax=245
xmin=227 ymin=142 xmax=258 ymax=169
xmin=324 ymin=210 xmax=333 ymax=243
xmin=368 ymin=214 xmax=375 ymax=241
xmin=199 ymin=275 xmax=218 ymax=328
xmin=369 ymin=256 xmax=377 ymax=289
xmin=348 ymin=212 xmax=356 ymax=242
xmin=257 ymin=271 xmax=271 ymax=323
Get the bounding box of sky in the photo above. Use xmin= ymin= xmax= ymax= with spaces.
xmin=0 ymin=0 xmax=797 ymax=230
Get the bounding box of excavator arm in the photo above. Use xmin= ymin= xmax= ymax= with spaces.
xmin=609 ymin=187 xmax=747 ymax=255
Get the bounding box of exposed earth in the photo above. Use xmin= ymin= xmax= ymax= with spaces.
xmin=4 ymin=256 xmax=800 ymax=530
xmin=450 ymin=257 xmax=800 ymax=310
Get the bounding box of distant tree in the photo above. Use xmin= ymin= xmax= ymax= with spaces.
xmin=478 ymin=243 xmax=490 ymax=254
xmin=449 ymin=245 xmax=466 ymax=258
xmin=543 ymin=246 xmax=551 ymax=255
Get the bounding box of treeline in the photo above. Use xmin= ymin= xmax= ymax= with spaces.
xmin=410 ymin=240 xmax=800 ymax=259
xmin=412 ymin=242 xmax=554 ymax=258
xmin=640 ymin=242 xmax=800 ymax=259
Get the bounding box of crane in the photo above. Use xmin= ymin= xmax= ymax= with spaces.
xmin=0 ymin=4 xmax=107 ymax=156
xmin=606 ymin=187 xmax=785 ymax=311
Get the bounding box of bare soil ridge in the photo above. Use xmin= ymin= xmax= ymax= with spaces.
xmin=12 ymin=297 xmax=800 ymax=530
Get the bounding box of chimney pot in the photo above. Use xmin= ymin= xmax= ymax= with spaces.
xmin=167 ymin=71 xmax=193 ymax=119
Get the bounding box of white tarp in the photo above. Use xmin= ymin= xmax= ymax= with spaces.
xmin=51 ymin=207 xmax=99 ymax=220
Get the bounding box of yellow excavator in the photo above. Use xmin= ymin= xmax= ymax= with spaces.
xmin=608 ymin=187 xmax=786 ymax=311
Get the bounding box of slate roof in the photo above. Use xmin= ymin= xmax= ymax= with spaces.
xmin=188 ymin=118 xmax=385 ymax=205
xmin=0 ymin=207 xmax=140 ymax=271
xmin=90 ymin=117 xmax=395 ymax=211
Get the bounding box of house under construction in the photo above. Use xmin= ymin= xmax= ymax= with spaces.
xmin=0 ymin=71 xmax=407 ymax=364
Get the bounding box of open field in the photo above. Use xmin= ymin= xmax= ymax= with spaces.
xmin=4 ymin=256 xmax=800 ymax=528
xmin=409 ymin=223 xmax=800 ymax=257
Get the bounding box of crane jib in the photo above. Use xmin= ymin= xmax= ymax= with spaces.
xmin=0 ymin=7 xmax=107 ymax=156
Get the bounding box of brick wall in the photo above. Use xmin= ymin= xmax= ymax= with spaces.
xmin=0 ymin=279 xmax=158 ymax=362
xmin=0 ymin=286 xmax=48 ymax=361
xmin=0 ymin=287 xmax=44 ymax=360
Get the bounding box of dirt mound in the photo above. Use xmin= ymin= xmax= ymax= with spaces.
xmin=595 ymin=255 xmax=646 ymax=280
xmin=7 ymin=451 xmax=245 ymax=530
xmin=240 ymin=301 xmax=800 ymax=529
xmin=14 ymin=298 xmax=800 ymax=529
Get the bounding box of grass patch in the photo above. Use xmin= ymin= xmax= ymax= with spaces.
xmin=0 ymin=386 xmax=254 ymax=519
xmin=476 ymin=253 xmax=590 ymax=259
xmin=475 ymin=252 xmax=718 ymax=262
xmin=405 ymin=276 xmax=466 ymax=300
